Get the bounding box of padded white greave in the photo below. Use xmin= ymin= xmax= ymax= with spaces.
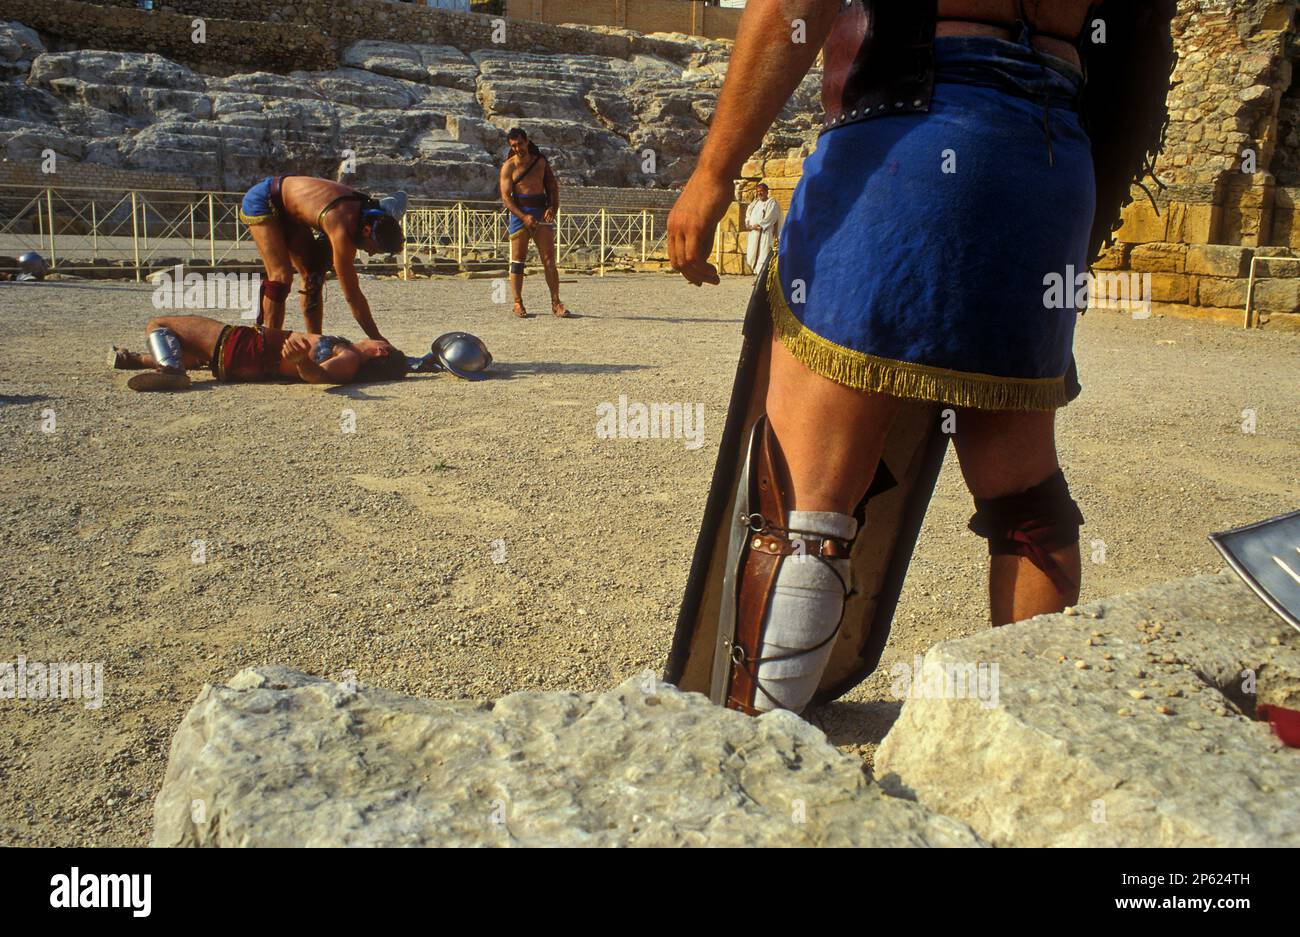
xmin=752 ymin=510 xmax=857 ymax=714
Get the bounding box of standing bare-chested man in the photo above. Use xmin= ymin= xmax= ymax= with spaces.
xmin=239 ymin=174 xmax=407 ymax=339
xmin=499 ymin=128 xmax=570 ymax=318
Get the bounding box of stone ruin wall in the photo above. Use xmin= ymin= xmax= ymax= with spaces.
xmin=720 ymin=0 xmax=1300 ymax=328
xmin=4 ymin=0 xmax=1298 ymax=322
xmin=61 ymin=0 xmax=703 ymax=69
xmin=6 ymin=0 xmax=339 ymax=74
xmin=1 ymin=0 xmax=737 ymax=260
xmin=505 ymin=0 xmax=742 ymax=41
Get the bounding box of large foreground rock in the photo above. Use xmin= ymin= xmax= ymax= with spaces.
xmin=875 ymin=571 xmax=1300 ymax=847
xmin=153 ymin=668 xmax=984 ymax=847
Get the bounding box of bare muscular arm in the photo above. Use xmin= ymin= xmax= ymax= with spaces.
xmin=668 ymin=0 xmax=841 ymax=285
xmin=543 ymin=162 xmax=560 ymax=222
xmin=297 ymin=352 xmax=361 ymax=385
xmin=282 ymin=335 xmax=361 ymax=384
xmin=322 ymin=221 xmax=383 ymax=341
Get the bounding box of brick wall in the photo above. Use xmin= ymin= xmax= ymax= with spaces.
xmin=1107 ymin=0 xmax=1299 ymax=252
xmin=505 ymin=0 xmax=741 ymax=41
xmin=1269 ymin=21 xmax=1300 ymax=185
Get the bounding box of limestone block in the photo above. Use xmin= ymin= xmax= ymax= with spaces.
xmin=1254 ymin=278 xmax=1300 ymax=314
xmin=1186 ymin=244 xmax=1252 ymax=277
xmin=1089 ymin=242 xmax=1129 ymax=271
xmin=152 ymin=670 xmax=986 ymax=848
xmin=875 ymin=572 xmax=1300 ymax=847
xmin=1116 ymin=200 xmax=1169 ymax=243
xmin=1166 ymin=201 xmax=1215 ymax=244
xmin=1129 ymin=242 xmax=1187 ymax=273
xmin=1195 ymin=276 xmax=1247 ymax=308
xmin=1148 ymin=272 xmax=1191 ymax=303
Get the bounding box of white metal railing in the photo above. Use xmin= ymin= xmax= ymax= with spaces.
xmin=0 ymin=185 xmax=671 ymax=280
xmin=404 ymin=205 xmax=666 ymax=275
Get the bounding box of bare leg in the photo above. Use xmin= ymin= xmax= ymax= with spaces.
xmin=285 ymin=225 xmax=324 ymax=333
xmin=291 ymin=259 xmax=324 ymax=334
xmin=728 ymin=338 xmax=902 ymax=715
xmin=766 ymin=337 xmax=902 ymax=512
xmin=952 ymin=407 xmax=1081 ymax=625
xmin=248 ymin=222 xmax=295 ymax=329
xmin=532 ymin=224 xmax=567 ymax=316
xmin=509 ymin=231 xmax=528 ymax=316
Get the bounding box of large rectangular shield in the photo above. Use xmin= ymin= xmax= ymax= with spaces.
xmin=1210 ymin=510 xmax=1300 ymax=634
xmin=665 ymin=264 xmax=949 ymax=706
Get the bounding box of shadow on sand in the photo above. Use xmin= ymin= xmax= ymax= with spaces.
xmin=808 ymin=699 xmax=905 ymax=749
xmin=486 ymin=361 xmax=654 ymax=379
xmin=586 ymin=315 xmax=744 ymax=325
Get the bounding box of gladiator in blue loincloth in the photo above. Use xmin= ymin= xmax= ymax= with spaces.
xmin=499 ymin=127 xmax=570 ymax=318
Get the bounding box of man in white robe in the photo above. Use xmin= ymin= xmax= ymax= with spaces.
xmin=744 ymin=182 xmax=781 ymax=276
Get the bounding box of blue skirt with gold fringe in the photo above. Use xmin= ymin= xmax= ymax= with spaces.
xmin=771 ymin=36 xmax=1096 ymax=410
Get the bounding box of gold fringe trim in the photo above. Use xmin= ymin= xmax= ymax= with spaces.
xmin=766 ymin=255 xmax=1068 ymax=411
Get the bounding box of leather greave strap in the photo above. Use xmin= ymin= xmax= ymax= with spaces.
xmin=728 ymin=419 xmax=787 ymax=714
xmin=726 ymin=419 xmax=854 ymax=715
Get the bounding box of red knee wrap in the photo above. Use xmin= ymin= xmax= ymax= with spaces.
xmin=967 ymin=469 xmax=1084 ymax=595
xmin=261 ymin=279 xmax=291 ymax=304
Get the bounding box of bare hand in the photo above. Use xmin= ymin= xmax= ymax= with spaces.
xmin=668 ymin=170 xmax=732 ymax=286
xmin=523 ymin=214 xmax=538 ymax=232
xmin=542 ymin=207 xmax=556 ymax=223
xmin=282 ymin=334 xmax=313 ymax=363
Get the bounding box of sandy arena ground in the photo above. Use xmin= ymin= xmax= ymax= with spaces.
xmin=1 ymin=272 xmax=1297 ymax=846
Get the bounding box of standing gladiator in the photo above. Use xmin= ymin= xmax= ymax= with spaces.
xmin=239 ymin=174 xmax=407 ymax=339
xmin=499 ymin=128 xmax=570 ymax=318
xmin=668 ymin=0 xmax=1175 ymax=716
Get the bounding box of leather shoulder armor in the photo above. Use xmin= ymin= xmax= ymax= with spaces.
xmin=822 ymin=0 xmax=940 ymax=132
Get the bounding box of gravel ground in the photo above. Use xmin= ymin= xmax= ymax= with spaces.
xmin=0 ymin=273 xmax=1296 ymax=846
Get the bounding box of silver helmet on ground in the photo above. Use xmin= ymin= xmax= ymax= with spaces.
xmin=18 ymin=251 xmax=47 ymax=280
xmin=432 ymin=331 xmax=492 ymax=380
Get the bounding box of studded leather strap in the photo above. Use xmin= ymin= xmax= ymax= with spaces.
xmin=821 ymin=0 xmax=939 ymax=134
xmin=726 ymin=418 xmax=788 ymax=714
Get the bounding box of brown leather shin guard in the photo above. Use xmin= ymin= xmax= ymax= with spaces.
xmin=727 ymin=420 xmax=789 ymax=715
